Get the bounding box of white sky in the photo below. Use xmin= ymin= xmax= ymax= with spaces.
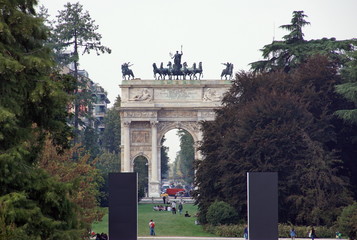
xmin=40 ymin=0 xmax=357 ymax=162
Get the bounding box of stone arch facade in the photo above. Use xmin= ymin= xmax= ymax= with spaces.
xmin=119 ymin=79 xmax=231 ymax=197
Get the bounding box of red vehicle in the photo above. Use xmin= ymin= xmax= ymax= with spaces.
xmin=165 ymin=188 xmax=185 ymax=196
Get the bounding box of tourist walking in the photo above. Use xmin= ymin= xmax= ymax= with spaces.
xmin=178 ymin=202 xmax=183 ymax=215
xmin=290 ymin=228 xmax=296 ymax=240
xmin=309 ymin=226 xmax=316 ymax=240
xmin=149 ymin=219 xmax=155 ymax=236
xmin=243 ymin=225 xmax=248 ymax=240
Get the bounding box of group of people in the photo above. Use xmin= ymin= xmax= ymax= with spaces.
xmin=153 ymin=201 xmax=186 ymax=215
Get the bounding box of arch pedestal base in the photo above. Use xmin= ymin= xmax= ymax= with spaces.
xmin=149 ymin=181 xmax=161 ymax=197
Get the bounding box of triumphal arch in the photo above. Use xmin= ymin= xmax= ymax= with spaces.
xmin=119 ymin=79 xmax=231 ymax=197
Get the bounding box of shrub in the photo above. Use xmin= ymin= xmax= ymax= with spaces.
xmin=338 ymin=202 xmax=357 ymax=240
xmin=205 ymin=223 xmax=337 ymax=238
xmin=206 ymin=201 xmax=238 ymax=226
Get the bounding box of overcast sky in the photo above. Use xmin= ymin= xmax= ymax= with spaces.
xmin=40 ymin=0 xmax=357 ymax=163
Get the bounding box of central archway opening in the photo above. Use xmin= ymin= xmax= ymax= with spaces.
xmin=162 ymin=128 xmax=195 ymax=196
xmin=134 ymin=156 xmax=148 ymax=199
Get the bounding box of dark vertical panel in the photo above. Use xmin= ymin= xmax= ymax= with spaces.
xmin=109 ymin=173 xmax=137 ymax=240
xmin=247 ymin=172 xmax=278 ymax=240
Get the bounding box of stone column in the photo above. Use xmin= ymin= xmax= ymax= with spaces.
xmin=149 ymin=121 xmax=160 ymax=197
xmin=157 ymin=144 xmax=162 ymax=183
xmin=123 ymin=121 xmax=131 ymax=172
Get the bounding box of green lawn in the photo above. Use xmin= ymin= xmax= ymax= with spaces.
xmin=92 ymin=204 xmax=216 ymax=237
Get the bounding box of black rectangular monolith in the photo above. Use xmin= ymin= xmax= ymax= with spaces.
xmin=109 ymin=172 xmax=137 ymax=240
xmin=247 ymin=172 xmax=278 ymax=240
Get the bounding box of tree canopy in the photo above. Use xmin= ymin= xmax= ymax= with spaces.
xmin=194 ymin=56 xmax=354 ymax=225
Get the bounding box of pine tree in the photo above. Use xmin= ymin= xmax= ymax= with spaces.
xmin=52 ymin=2 xmax=111 ymax=139
xmin=250 ymin=11 xmax=357 ymax=73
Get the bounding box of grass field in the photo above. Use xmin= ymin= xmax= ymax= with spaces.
xmin=92 ymin=203 xmax=216 ymax=237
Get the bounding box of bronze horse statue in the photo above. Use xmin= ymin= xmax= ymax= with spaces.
xmin=122 ymin=62 xmax=134 ymax=80
xmin=153 ymin=62 xmax=172 ymax=80
xmin=182 ymin=62 xmax=196 ymax=80
xmin=192 ymin=62 xmax=203 ymax=80
xmin=221 ymin=62 xmax=233 ymax=80
xmin=152 ymin=63 xmax=162 ymax=80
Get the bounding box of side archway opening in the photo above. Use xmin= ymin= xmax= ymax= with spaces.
xmin=133 ymin=155 xmax=148 ymax=199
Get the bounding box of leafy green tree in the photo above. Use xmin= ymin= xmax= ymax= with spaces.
xmin=38 ymin=140 xmax=104 ymax=227
xmin=250 ymin=11 xmax=357 ymax=73
xmin=96 ymin=151 xmax=120 ymax=207
xmin=101 ymin=96 xmax=121 ymax=153
xmin=97 ymin=95 xmax=121 ymax=206
xmin=53 ymin=2 xmax=111 ymax=135
xmin=161 ymin=135 xmax=170 ymax=179
xmin=337 ymin=202 xmax=357 ymax=240
xmin=81 ymin=126 xmax=101 ymax=159
xmin=134 ymin=156 xmax=149 ymax=200
xmin=0 ymin=0 xmax=85 ymax=238
xmin=195 ymin=56 xmax=353 ymax=226
xmin=177 ymin=129 xmax=195 ymax=185
xmin=251 ymin=10 xmax=357 ymax=200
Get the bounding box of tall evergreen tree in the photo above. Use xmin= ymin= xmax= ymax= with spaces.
xmin=280 ymin=11 xmax=310 ymax=43
xmin=53 ymin=2 xmax=111 ymax=138
xmin=0 ymin=0 xmax=84 ymax=238
xmin=250 ymin=11 xmax=357 ymax=73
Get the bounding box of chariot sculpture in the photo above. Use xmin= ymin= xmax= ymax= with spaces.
xmin=152 ymin=48 xmax=203 ymax=80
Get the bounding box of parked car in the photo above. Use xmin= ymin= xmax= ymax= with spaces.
xmin=166 ymin=188 xmax=185 ymax=196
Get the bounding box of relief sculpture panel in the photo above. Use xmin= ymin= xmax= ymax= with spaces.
xmin=129 ymin=88 xmax=153 ymax=101
xmin=131 ymin=130 xmax=151 ymax=144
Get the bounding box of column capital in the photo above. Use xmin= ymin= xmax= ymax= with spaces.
xmin=150 ymin=120 xmax=159 ymax=127
xmin=123 ymin=120 xmax=131 ymax=127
